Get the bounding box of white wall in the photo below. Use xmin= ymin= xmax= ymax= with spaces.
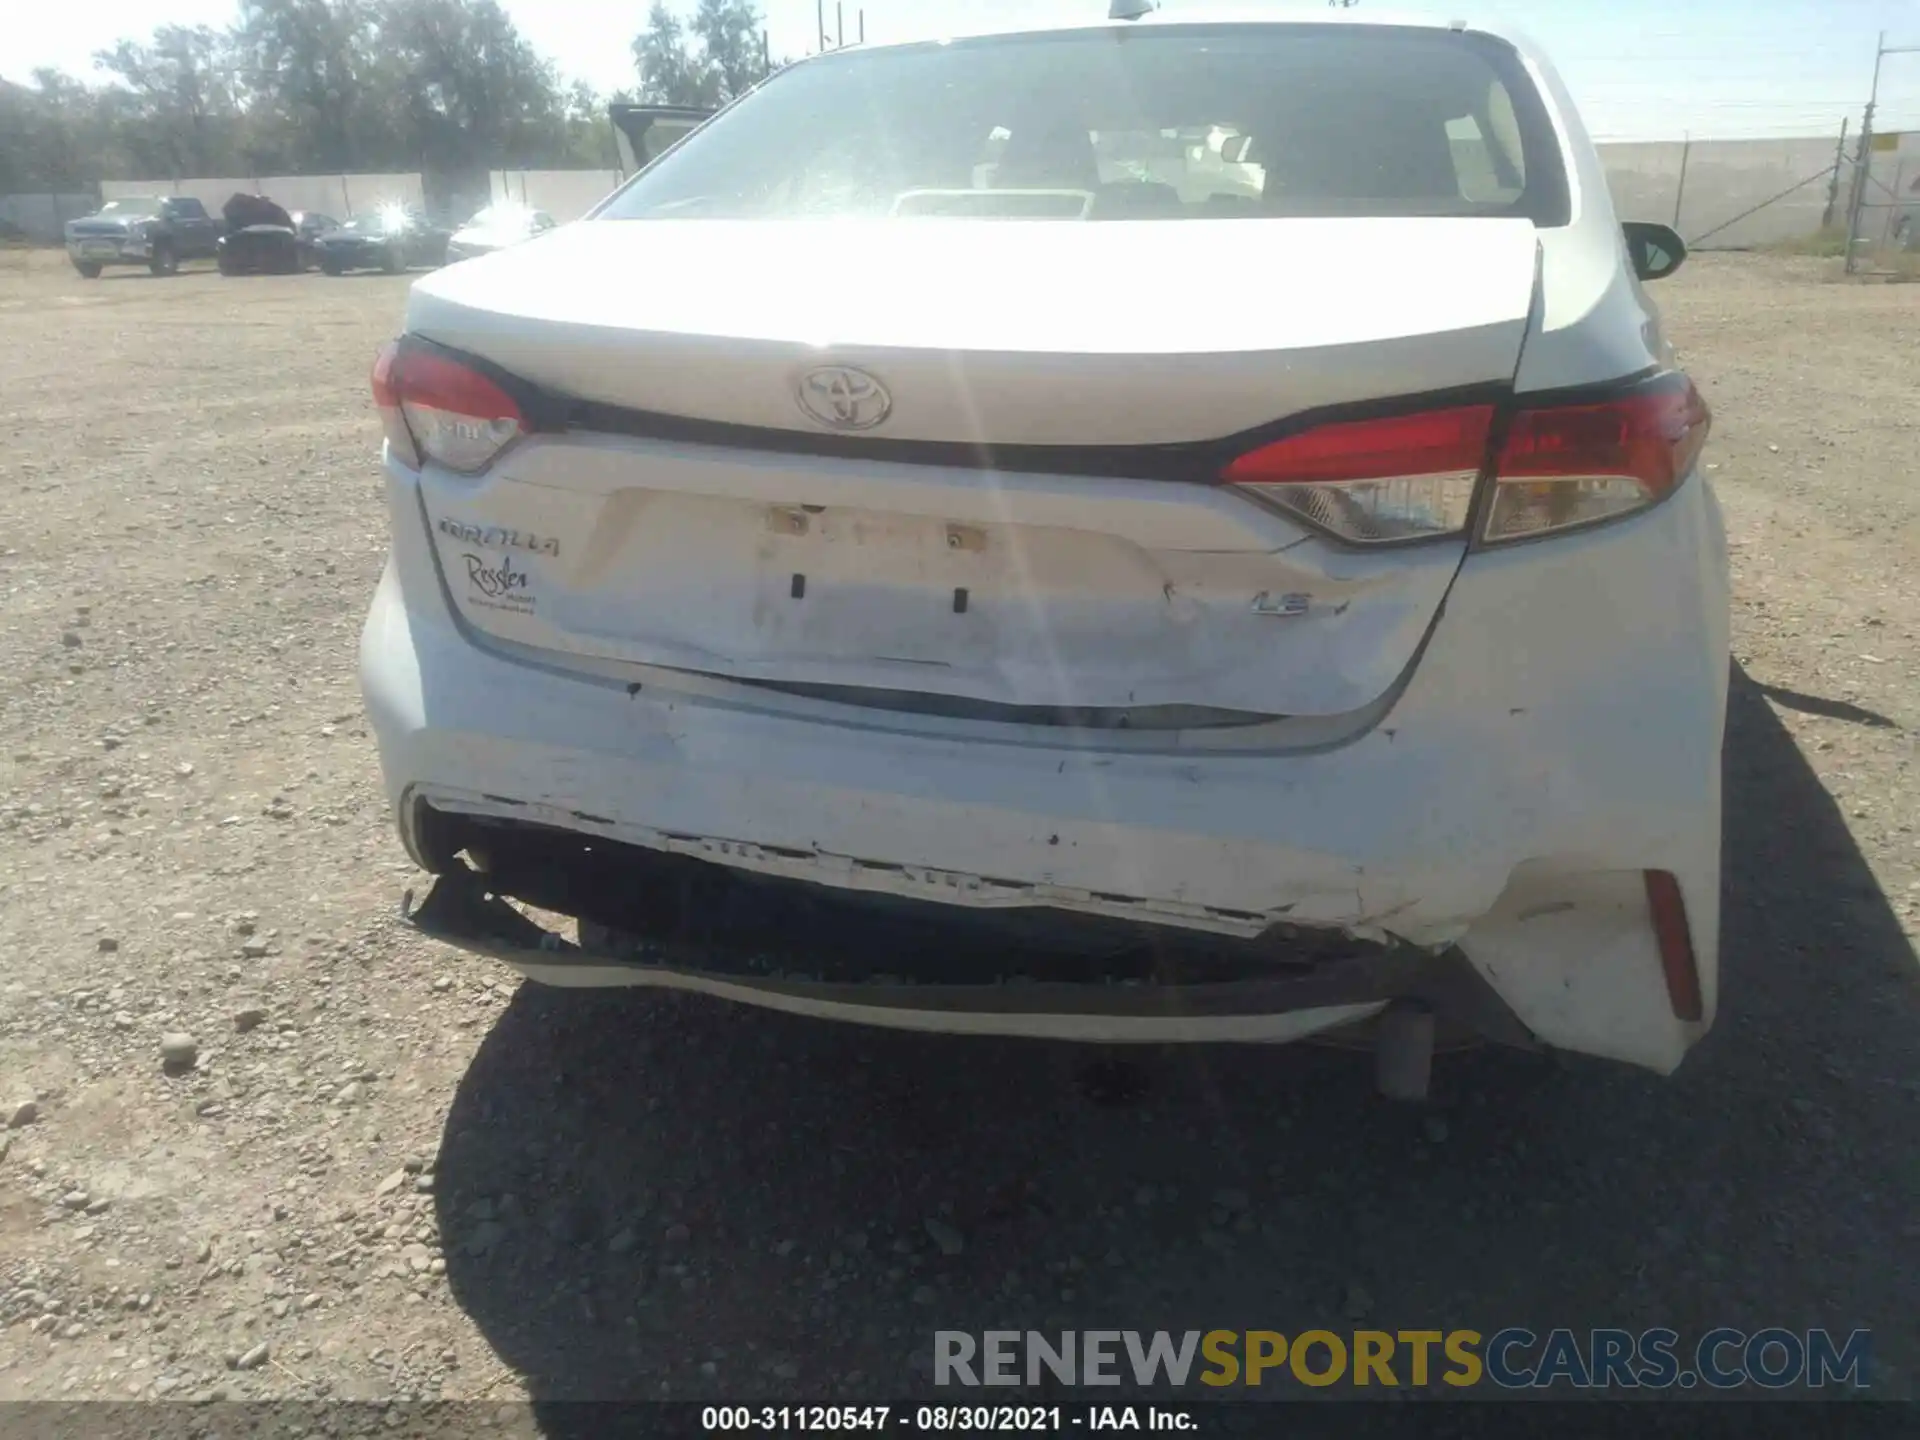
xmin=489 ymin=170 xmax=623 ymax=223
xmin=99 ymin=173 xmax=424 ymax=219
xmin=0 ymin=192 xmax=99 ymax=242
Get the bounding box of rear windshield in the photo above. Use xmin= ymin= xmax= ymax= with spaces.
xmin=597 ymin=24 xmax=1567 ymax=225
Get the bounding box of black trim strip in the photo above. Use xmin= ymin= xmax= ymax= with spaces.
xmin=402 ymin=330 xmax=1517 ymax=485
xmin=1505 ymin=361 xmax=1665 ymax=411
xmin=566 ymin=393 xmax=1224 ymax=480
xmin=569 ymin=378 xmax=1516 ymax=484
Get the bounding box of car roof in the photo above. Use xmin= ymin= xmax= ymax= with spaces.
xmin=816 ymin=6 xmax=1520 ymax=52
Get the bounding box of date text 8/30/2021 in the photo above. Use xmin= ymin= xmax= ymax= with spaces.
xmin=701 ymin=1406 xmax=1190 ymax=1431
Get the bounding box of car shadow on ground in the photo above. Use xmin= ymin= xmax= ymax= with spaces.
xmin=432 ymin=663 xmax=1920 ymax=1411
xmin=1752 ymin=681 xmax=1899 ymax=730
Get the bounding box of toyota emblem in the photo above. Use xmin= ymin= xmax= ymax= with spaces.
xmin=796 ymin=366 xmax=892 ymax=431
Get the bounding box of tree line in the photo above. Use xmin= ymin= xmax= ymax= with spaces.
xmin=0 ymin=0 xmax=774 ymax=191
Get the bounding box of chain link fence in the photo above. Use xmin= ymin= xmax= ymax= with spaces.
xmin=1849 ymin=134 xmax=1920 ymax=267
xmin=1596 ymin=133 xmax=1855 ymax=250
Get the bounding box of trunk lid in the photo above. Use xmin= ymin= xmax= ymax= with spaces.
xmin=404 ymin=217 xmax=1540 ymax=722
xmin=409 ymin=217 xmax=1537 ymax=445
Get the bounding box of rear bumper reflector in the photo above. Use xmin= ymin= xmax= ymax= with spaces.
xmin=1644 ymin=869 xmax=1703 ymax=1022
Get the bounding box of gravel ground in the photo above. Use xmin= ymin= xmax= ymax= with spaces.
xmin=1 ymin=246 xmax=1917 ymax=1407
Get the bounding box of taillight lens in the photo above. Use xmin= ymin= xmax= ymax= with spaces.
xmin=370 ymin=341 xmax=415 ymax=467
xmin=1485 ymin=373 xmax=1710 ymax=543
xmin=371 ymin=338 xmax=524 ymax=474
xmin=1220 ymin=374 xmax=1710 ymax=547
xmin=1223 ymin=404 xmax=1492 ymax=544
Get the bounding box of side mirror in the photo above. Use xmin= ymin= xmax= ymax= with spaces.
xmin=1623 ymin=220 xmax=1686 ymax=281
xmin=1220 ymin=135 xmax=1253 ymax=165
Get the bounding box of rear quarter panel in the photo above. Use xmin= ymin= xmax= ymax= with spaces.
xmin=1502 ymin=31 xmax=1667 ymax=393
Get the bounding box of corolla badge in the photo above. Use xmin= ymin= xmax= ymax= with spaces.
xmin=796 ymin=366 xmax=892 ymax=431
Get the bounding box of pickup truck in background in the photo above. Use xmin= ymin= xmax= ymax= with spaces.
xmin=608 ymin=103 xmax=715 ymax=179
xmin=65 ymin=195 xmax=222 ymax=277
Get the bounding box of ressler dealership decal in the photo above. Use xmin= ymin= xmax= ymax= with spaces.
xmin=462 ymin=552 xmax=536 ymax=615
xmin=437 ymin=517 xmax=560 ymax=556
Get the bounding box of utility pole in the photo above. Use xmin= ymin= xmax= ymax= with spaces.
xmin=837 ymin=1 xmax=844 ymax=48
xmin=1672 ymin=132 xmax=1692 ymax=230
xmin=817 ymin=0 xmax=827 ymax=52
xmin=1821 ymin=116 xmax=1850 ymax=230
xmin=858 ymin=9 xmax=865 ymax=44
xmin=1845 ymin=31 xmax=1920 ymax=273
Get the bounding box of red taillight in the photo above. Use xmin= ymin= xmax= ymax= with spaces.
xmin=1224 ymin=405 xmax=1496 ymax=487
xmin=1223 ymin=405 xmax=1493 ymax=544
xmin=1220 ymin=375 xmax=1710 ymax=547
xmin=371 ymin=340 xmax=415 ymax=467
xmin=371 ymin=338 xmax=525 ymax=474
xmin=1484 ymin=374 xmax=1710 ymax=543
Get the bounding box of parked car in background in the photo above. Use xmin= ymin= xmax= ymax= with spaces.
xmin=66 ymin=195 xmax=220 ymax=277
xmin=286 ymin=211 xmax=342 ymax=268
xmin=313 ymin=208 xmax=451 ymax=275
xmin=445 ymin=204 xmax=558 ymax=263
xmin=365 ymin=10 xmax=1725 ymax=1092
xmin=215 ymin=203 xmax=341 ymax=274
xmin=217 ymin=193 xmax=303 ymax=275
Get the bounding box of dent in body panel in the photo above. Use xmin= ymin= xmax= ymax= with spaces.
xmin=408 ymin=781 xmax=1481 ymax=943
xmin=418 ymin=457 xmax=1466 ymax=718
xmin=1458 ymin=860 xmax=1697 ymax=1073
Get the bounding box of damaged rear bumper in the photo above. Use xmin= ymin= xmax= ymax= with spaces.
xmin=362 ymin=462 xmax=1729 ymax=1073
xmin=401 ymin=815 xmax=1538 ymax=1049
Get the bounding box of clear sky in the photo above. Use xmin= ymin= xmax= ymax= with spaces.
xmin=8 ymin=0 xmax=1920 ymax=142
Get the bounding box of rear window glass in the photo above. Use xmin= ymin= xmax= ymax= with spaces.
xmin=598 ymin=24 xmax=1567 ymax=225
xmin=168 ymin=198 xmax=209 ymax=218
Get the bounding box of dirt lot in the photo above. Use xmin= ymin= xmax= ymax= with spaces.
xmin=1 ymin=245 xmax=1917 ymax=1410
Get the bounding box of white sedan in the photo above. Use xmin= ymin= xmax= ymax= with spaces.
xmin=359 ymin=6 xmax=1726 ymax=1093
